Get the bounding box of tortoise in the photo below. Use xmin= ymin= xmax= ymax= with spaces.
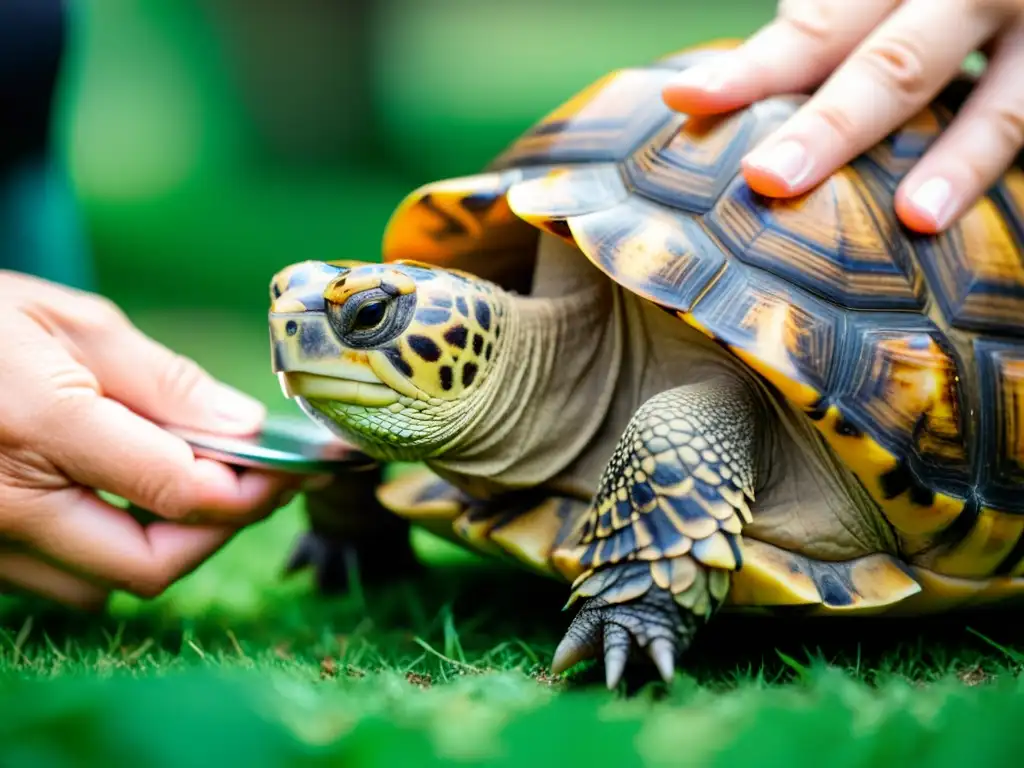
xmin=266 ymin=39 xmax=1024 ymax=688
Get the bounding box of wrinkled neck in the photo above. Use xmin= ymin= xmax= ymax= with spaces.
xmin=429 ymin=239 xmax=622 ymax=497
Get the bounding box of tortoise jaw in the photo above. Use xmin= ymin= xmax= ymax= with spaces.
xmin=278 ymin=371 xmax=400 ymax=407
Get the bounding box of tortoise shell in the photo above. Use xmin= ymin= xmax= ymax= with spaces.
xmin=380 ymin=41 xmax=1024 ymax=590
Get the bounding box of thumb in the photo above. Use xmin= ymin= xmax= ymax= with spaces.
xmin=67 ymin=305 xmax=266 ymax=435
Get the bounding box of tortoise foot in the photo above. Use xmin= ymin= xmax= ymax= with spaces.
xmin=550 ymin=587 xmax=697 ymax=689
xmin=283 ymin=530 xmax=421 ymax=594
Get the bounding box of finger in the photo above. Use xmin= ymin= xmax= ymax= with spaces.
xmin=84 ymin=324 xmax=267 ymax=435
xmin=3 ymin=316 xmax=298 ymax=524
xmin=27 ymin=287 xmax=266 ymax=435
xmin=662 ymin=0 xmax=899 ymax=115
xmin=740 ymin=0 xmax=1005 ymax=198
xmin=0 ymin=550 xmax=109 ymax=610
xmin=29 ymin=391 xmax=297 ymax=524
xmin=13 ymin=487 xmax=242 ymax=598
xmin=896 ymin=22 xmax=1024 ymax=233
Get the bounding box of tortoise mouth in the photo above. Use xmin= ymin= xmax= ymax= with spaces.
xmin=278 ymin=371 xmax=400 ymax=407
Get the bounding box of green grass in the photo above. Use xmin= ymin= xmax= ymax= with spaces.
xmin=4 ymin=309 xmax=1024 ymax=766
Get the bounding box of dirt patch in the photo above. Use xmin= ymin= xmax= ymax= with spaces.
xmin=957 ymin=665 xmax=990 ymax=686
xmin=406 ymin=672 xmax=433 ymax=688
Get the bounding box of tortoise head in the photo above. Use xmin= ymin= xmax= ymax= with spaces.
xmin=268 ymin=259 xmax=507 ymax=460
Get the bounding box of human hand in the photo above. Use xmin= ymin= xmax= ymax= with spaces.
xmin=0 ymin=271 xmax=302 ymax=609
xmin=662 ymin=0 xmax=1024 ymax=233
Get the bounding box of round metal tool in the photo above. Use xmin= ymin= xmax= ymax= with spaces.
xmin=168 ymin=413 xmax=374 ymax=474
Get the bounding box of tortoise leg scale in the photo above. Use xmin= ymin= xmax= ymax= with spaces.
xmin=551 ymin=376 xmax=759 ymax=687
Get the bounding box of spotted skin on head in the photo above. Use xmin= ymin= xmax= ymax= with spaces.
xmin=269 ymin=259 xmax=509 ymax=461
xmin=387 ymin=266 xmax=504 ymax=402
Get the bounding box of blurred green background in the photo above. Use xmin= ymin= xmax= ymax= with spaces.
xmin=56 ymin=0 xmax=774 ymax=379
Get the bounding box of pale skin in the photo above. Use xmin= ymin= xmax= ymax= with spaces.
xmin=661 ymin=0 xmax=1024 ymax=233
xmin=0 ymin=271 xmax=309 ymax=609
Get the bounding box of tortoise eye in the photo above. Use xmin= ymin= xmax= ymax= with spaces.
xmin=352 ymin=300 xmax=387 ymax=331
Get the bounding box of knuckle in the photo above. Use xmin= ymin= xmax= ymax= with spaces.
xmin=135 ymin=474 xmax=192 ymax=520
xmin=858 ymin=36 xmax=930 ymax=99
xmin=28 ymin=383 xmax=99 ymax=440
xmin=0 ymin=450 xmax=62 ymax=498
xmin=73 ymin=295 xmax=128 ymax=335
xmin=987 ymin=101 xmax=1024 ymax=149
xmin=811 ymin=102 xmax=862 ymax=144
xmin=777 ymin=0 xmax=836 ymax=43
xmin=155 ymin=352 xmax=210 ymax=403
xmin=0 ymin=484 xmax=50 ymax=538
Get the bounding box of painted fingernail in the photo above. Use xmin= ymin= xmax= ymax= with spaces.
xmin=908 ymin=177 xmax=953 ymax=228
xmin=212 ymin=384 xmax=266 ymax=428
xmin=744 ymin=139 xmax=813 ymax=189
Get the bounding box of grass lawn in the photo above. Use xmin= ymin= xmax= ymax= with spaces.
xmin=3 ymin=308 xmax=1024 ymax=766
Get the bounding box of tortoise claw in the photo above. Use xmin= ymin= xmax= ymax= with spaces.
xmin=550 ymin=628 xmax=598 ymax=676
xmin=552 ymin=588 xmax=694 ymax=688
xmin=647 ymin=637 xmax=676 ymax=683
xmin=603 ymin=623 xmax=631 ymax=689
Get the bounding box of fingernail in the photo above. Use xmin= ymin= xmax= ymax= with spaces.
xmin=212 ymin=384 xmax=266 ymax=428
xmin=745 ymin=139 xmax=813 ymax=189
xmin=908 ymin=177 xmax=953 ymax=227
xmin=667 ymin=62 xmax=736 ymax=93
xmin=302 ymin=474 xmax=334 ymax=492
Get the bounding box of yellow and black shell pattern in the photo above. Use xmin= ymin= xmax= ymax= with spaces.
xmin=380 ymin=40 xmax=1024 ymax=596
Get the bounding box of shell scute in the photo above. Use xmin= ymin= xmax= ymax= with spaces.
xmin=861 ymin=103 xmax=950 ymax=187
xmin=912 ymin=170 xmax=1024 ymax=335
xmin=565 ymin=195 xmax=727 ymax=313
xmin=505 ymin=164 xmax=629 ymax=242
xmin=976 ymin=338 xmax=1024 ymax=512
xmin=683 ymin=264 xmax=845 ymax=411
xmin=706 ymin=159 xmax=925 ymax=310
xmin=728 ymin=538 xmax=922 ymax=614
xmin=834 ymin=314 xmax=971 ymax=495
xmin=489 ymin=67 xmax=678 ymax=170
xmin=923 ymin=504 xmax=1024 ymax=579
xmin=381 ymin=169 xmax=540 ymax=291
xmin=626 ymin=94 xmax=795 ymax=215
xmin=626 ymin=109 xmax=750 ymax=214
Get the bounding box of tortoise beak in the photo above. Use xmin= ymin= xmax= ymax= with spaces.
xmin=277 ymin=371 xmax=400 ymax=407
xmin=269 ymin=312 xmax=400 ymax=407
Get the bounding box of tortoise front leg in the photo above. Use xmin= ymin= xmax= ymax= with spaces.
xmin=550 ymin=376 xmax=761 ymax=688
xmin=286 ymin=463 xmax=420 ymax=593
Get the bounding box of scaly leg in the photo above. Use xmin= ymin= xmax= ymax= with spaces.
xmin=550 ymin=375 xmax=762 ymax=687
xmin=285 ymin=463 xmax=420 ymax=593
